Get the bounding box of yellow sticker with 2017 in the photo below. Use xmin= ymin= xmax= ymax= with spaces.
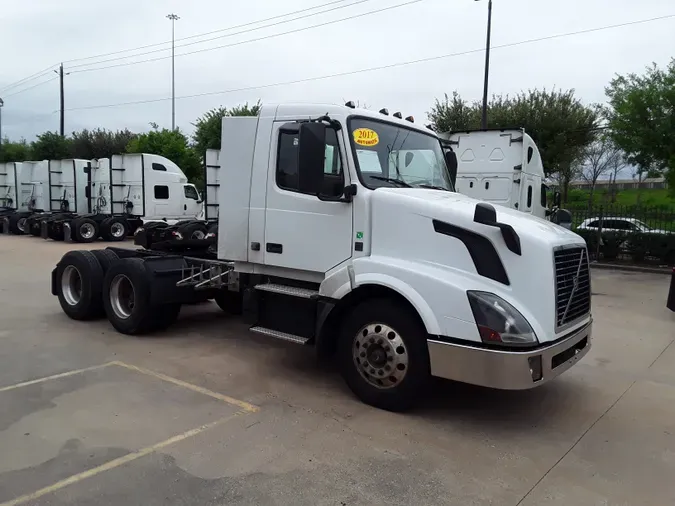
xmin=353 ymin=128 xmax=379 ymax=147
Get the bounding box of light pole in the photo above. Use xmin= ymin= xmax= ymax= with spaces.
xmin=476 ymin=0 xmax=492 ymax=129
xmin=0 ymin=98 xmax=4 ymax=150
xmin=167 ymin=13 xmax=180 ymax=131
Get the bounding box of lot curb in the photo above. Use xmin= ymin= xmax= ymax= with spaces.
xmin=590 ymin=262 xmax=672 ymax=275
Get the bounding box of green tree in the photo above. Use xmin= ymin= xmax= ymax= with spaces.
xmin=605 ymin=59 xmax=675 ymax=194
xmin=30 ymin=131 xmax=73 ymax=160
xmin=0 ymin=138 xmax=31 ymax=162
xmin=70 ymin=128 xmax=138 ymax=160
xmin=192 ymin=101 xmax=261 ymax=161
xmin=428 ymin=89 xmax=600 ymax=202
xmin=126 ymin=126 xmax=201 ymax=183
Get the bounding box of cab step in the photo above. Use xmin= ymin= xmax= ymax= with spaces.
xmin=254 ymin=283 xmax=318 ymax=299
xmin=249 ymin=326 xmax=310 ymax=345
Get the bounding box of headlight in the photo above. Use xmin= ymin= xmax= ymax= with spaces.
xmin=467 ymin=291 xmax=538 ymax=346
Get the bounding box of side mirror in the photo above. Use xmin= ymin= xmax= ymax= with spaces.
xmin=298 ymin=122 xmax=327 ymax=195
xmin=553 ymin=190 xmax=561 ymax=207
xmin=444 ymin=150 xmax=458 ymax=186
xmin=551 ymin=208 xmax=572 ymax=229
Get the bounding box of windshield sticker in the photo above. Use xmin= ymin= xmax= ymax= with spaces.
xmin=353 ymin=128 xmax=379 ymax=147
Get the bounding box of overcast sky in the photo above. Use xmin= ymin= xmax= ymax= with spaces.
xmin=1 ymin=0 xmax=673 ymax=143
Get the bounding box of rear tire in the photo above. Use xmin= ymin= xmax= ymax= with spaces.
xmin=73 ymin=217 xmax=99 ymax=243
xmin=101 ymin=217 xmax=128 ymax=242
xmin=8 ymin=214 xmax=27 ymax=235
xmin=56 ymin=250 xmax=105 ymax=320
xmin=102 ymin=258 xmax=155 ymax=335
xmin=178 ymin=221 xmax=208 ymax=240
xmin=91 ymin=249 xmax=119 ymax=275
xmin=337 ymin=298 xmax=430 ymax=412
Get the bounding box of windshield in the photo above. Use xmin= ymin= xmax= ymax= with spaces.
xmin=348 ymin=118 xmax=454 ymax=191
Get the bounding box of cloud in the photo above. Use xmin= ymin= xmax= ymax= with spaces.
xmin=1 ymin=0 xmax=673 ymax=140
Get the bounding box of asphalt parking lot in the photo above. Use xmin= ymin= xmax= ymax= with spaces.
xmin=1 ymin=235 xmax=674 ymax=506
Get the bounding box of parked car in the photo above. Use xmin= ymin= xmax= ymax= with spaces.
xmin=577 ymin=217 xmax=669 ymax=235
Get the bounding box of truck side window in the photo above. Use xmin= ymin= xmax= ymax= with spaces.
xmin=540 ymin=183 xmax=547 ymax=207
xmin=184 ymin=185 xmax=199 ymax=200
xmin=154 ymin=185 xmax=169 ymax=199
xmin=152 ymin=163 xmax=167 ymax=171
xmin=527 ymin=185 xmax=532 ymax=208
xmin=276 ymin=128 xmax=343 ymax=196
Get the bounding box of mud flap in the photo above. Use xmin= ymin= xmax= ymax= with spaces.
xmin=41 ymin=221 xmax=49 ymax=239
xmin=64 ymin=223 xmax=72 ymax=242
xmin=1 ymin=218 xmax=8 ymax=234
xmin=51 ymin=268 xmax=58 ymax=296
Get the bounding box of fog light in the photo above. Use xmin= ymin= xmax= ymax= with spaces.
xmin=528 ymin=356 xmax=543 ymax=382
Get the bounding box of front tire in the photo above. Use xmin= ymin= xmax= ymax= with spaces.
xmin=102 ymin=258 xmax=156 ymax=335
xmin=338 ymin=299 xmax=430 ymax=412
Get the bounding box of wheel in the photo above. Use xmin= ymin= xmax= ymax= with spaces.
xmin=56 ymin=250 xmax=105 ymax=320
xmin=214 ymin=291 xmax=243 ymax=315
xmin=99 ymin=218 xmax=113 ymax=241
xmin=178 ymin=222 xmax=208 ymax=240
xmin=102 ymin=258 xmax=156 ymax=335
xmin=90 ymin=249 xmax=119 ymax=274
xmin=29 ymin=217 xmax=44 ymax=236
xmin=337 ymin=299 xmax=430 ymax=412
xmin=72 ymin=217 xmax=99 ymax=243
xmin=101 ymin=217 xmax=128 ymax=242
xmin=8 ymin=214 xmax=28 ymax=234
xmin=107 ymin=218 xmax=128 ymax=242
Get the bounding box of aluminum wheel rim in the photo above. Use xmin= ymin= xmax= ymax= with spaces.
xmin=191 ymin=230 xmax=205 ymax=240
xmin=80 ymin=223 xmax=95 ymax=239
xmin=109 ymin=274 xmax=135 ymax=319
xmin=61 ymin=265 xmax=82 ymax=306
xmin=352 ymin=323 xmax=409 ymax=389
xmin=110 ymin=222 xmax=125 ymax=238
xmin=17 ymin=218 xmax=27 ymax=232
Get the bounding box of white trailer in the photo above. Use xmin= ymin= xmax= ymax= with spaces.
xmin=52 ymin=102 xmax=592 ymax=411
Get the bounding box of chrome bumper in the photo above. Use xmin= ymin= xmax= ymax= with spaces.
xmin=428 ymin=320 xmax=592 ymax=390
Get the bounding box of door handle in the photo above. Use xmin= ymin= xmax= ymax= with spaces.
xmin=266 ymin=243 xmax=283 ymax=254
xmin=184 ymin=204 xmax=187 ymax=210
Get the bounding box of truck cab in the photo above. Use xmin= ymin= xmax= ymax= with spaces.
xmin=216 ymin=103 xmax=592 ymax=409
xmin=0 ymin=162 xmax=20 ymax=217
xmin=439 ymin=129 xmax=548 ymax=219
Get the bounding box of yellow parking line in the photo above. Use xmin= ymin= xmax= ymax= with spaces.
xmin=0 ymin=362 xmax=116 ymax=393
xmin=109 ymin=361 xmax=259 ymax=413
xmin=0 ymin=411 xmax=249 ymax=506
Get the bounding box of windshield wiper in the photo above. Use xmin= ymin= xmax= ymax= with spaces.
xmin=369 ymin=175 xmax=412 ymax=188
xmin=416 ymin=184 xmax=450 ymax=191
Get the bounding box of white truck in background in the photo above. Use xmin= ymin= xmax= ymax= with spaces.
xmin=1 ymin=160 xmax=52 ymax=234
xmin=27 ymin=154 xmax=203 ymax=242
xmin=52 ymin=102 xmax=592 ymax=411
xmin=439 ymin=129 xmax=570 ymax=225
xmin=0 ymin=162 xmax=21 ymax=221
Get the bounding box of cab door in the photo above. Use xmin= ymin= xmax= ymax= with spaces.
xmin=182 ymin=184 xmax=202 ymax=217
xmin=263 ymin=122 xmax=353 ymax=273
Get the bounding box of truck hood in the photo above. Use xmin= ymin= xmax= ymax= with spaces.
xmin=381 ymin=188 xmax=582 ymax=246
xmin=369 ymin=188 xmax=589 ymax=341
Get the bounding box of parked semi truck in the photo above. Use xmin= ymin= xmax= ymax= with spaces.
xmin=0 ymin=162 xmax=20 ymax=219
xmin=133 ymin=148 xmax=219 ymax=250
xmin=43 ymin=153 xmax=203 ymax=242
xmin=0 ymin=160 xmax=51 ymax=234
xmin=51 ymin=103 xmax=592 ymax=411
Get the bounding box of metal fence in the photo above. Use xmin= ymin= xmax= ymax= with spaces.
xmin=565 ymin=204 xmax=675 ymax=266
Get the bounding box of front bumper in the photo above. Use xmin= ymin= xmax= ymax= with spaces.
xmin=428 ymin=320 xmax=592 ymax=389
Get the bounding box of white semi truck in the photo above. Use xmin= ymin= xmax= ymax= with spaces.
xmin=51 ymin=103 xmax=592 ymax=411
xmin=0 ymin=153 xmax=205 ymax=242
xmin=0 ymin=162 xmax=21 ymax=220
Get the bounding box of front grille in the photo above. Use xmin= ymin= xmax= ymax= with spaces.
xmin=554 ymin=247 xmax=591 ymax=328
